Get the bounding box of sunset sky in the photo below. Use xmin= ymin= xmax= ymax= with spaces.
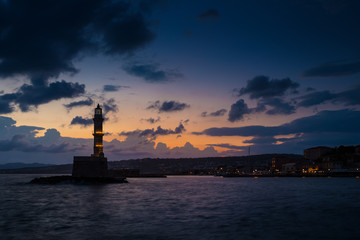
xmin=0 ymin=0 xmax=360 ymax=164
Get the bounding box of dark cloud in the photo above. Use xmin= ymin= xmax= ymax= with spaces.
xmin=243 ymin=136 xmax=284 ymax=145
xmin=0 ymin=0 xmax=157 ymax=80
xmin=0 ymin=80 xmax=85 ymax=112
xmin=100 ymin=13 xmax=155 ymax=55
xmin=197 ymin=9 xmax=220 ymax=20
xmin=64 ymin=98 xmax=93 ymax=110
xmin=196 ymin=109 xmax=360 ymax=154
xmin=0 ymin=116 xmax=16 ymax=128
xmin=228 ymin=76 xmax=299 ymax=119
xmin=70 ymin=116 xmax=92 ymax=127
xmin=0 ymin=116 xmax=44 ymax=140
xmin=193 ymin=125 xmax=278 ymax=137
xmin=0 ymin=99 xmax=14 ymax=114
xmin=263 ymin=98 xmax=296 ymax=115
xmin=0 ymin=116 xmax=220 ymax=163
xmin=0 ymin=134 xmax=83 ymax=153
xmin=201 ymin=109 xmax=227 ymax=117
xmin=42 ymin=142 xmax=86 ymax=153
xmin=297 ymin=90 xmax=336 ymax=107
xmin=297 ymin=85 xmax=360 ymax=107
xmin=102 ymin=98 xmax=118 ymax=114
xmin=306 ymin=87 xmax=315 ymax=92
xmin=197 ymin=109 xmax=360 ymax=137
xmin=0 ymin=1 xmax=158 ymax=112
xmin=206 ymin=143 xmax=244 ymax=150
xmin=122 ymin=62 xmax=183 ymax=83
xmin=147 ymin=100 xmax=190 ymax=113
xmin=42 ymin=128 xmax=61 ymax=140
xmin=335 ymin=85 xmax=360 ymax=105
xmin=0 ymin=135 xmax=42 ymax=152
xmin=228 ymin=99 xmax=252 ymax=122
xmin=302 ymin=60 xmax=360 ymax=78
xmin=236 ymin=75 xmax=299 ymax=99
xmin=103 ymin=85 xmax=129 ymax=92
xmin=142 ymin=117 xmax=161 ymax=124
xmin=119 ymin=122 xmax=185 ymax=139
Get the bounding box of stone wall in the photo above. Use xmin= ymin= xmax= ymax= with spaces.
xmin=72 ymin=156 xmax=108 ymax=178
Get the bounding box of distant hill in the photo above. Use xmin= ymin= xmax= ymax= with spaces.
xmin=0 ymin=162 xmax=54 ymax=170
xmin=109 ymin=154 xmax=303 ymax=174
xmin=0 ymin=154 xmax=303 ymax=174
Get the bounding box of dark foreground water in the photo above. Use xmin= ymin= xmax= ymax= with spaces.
xmin=1 ymin=175 xmax=360 ymax=240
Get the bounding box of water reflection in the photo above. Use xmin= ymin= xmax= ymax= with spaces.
xmin=1 ymin=175 xmax=360 ymax=239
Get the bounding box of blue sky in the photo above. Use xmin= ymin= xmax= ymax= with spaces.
xmin=0 ymin=0 xmax=359 ymax=164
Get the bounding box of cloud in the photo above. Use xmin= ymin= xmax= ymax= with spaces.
xmin=0 ymin=99 xmax=14 ymax=114
xmin=0 ymin=120 xmax=86 ymax=155
xmin=142 ymin=117 xmax=161 ymax=124
xmin=0 ymin=133 xmax=86 ymax=153
xmin=336 ymin=85 xmax=360 ymax=105
xmin=122 ymin=62 xmax=183 ymax=83
xmin=206 ymin=143 xmax=245 ymax=151
xmin=69 ymin=98 xmax=118 ymax=125
xmin=103 ymin=85 xmax=129 ymax=92
xmin=236 ymin=75 xmax=299 ymax=99
xmin=228 ymin=76 xmax=300 ymax=120
xmin=147 ymin=100 xmax=190 ymax=113
xmin=0 ymin=135 xmax=42 ymax=152
xmin=119 ymin=122 xmax=185 ymax=139
xmin=100 ymin=13 xmax=155 ymax=55
xmin=0 ymin=1 xmax=159 ymax=112
xmin=198 ymin=109 xmax=360 ymax=137
xmin=297 ymin=84 xmax=360 ymax=107
xmin=0 ymin=80 xmax=85 ymax=112
xmin=0 ymin=116 xmax=220 ymax=163
xmin=228 ymin=99 xmax=252 ymax=122
xmin=197 ymin=9 xmax=220 ymax=20
xmin=302 ymin=60 xmax=360 ymax=77
xmin=306 ymin=87 xmax=315 ymax=92
xmin=297 ymin=90 xmax=336 ymax=107
xmin=0 ymin=116 xmax=17 ymax=128
xmin=64 ymin=98 xmax=93 ymax=110
xmin=102 ymin=98 xmax=118 ymax=115
xmin=197 ymin=109 xmax=360 ymax=154
xmin=107 ymin=137 xmax=219 ymax=160
xmin=0 ymin=116 xmax=44 ymax=140
xmin=0 ymin=1 xmax=157 ymax=80
xmin=201 ymin=109 xmax=227 ymax=117
xmin=70 ymin=116 xmax=92 ymax=127
xmin=263 ymin=98 xmax=296 ymax=115
xmin=167 ymin=142 xmax=218 ymax=158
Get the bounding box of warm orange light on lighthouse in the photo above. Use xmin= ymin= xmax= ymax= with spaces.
xmin=93 ymin=104 xmax=104 ymax=157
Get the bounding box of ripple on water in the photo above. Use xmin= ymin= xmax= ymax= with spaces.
xmin=1 ymin=175 xmax=360 ymax=240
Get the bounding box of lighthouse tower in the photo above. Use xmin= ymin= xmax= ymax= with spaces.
xmin=72 ymin=104 xmax=108 ymax=178
xmin=93 ymin=104 xmax=104 ymax=157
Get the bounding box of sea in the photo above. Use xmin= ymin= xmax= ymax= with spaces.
xmin=1 ymin=175 xmax=360 ymax=240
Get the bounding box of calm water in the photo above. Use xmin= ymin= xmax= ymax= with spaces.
xmin=1 ymin=175 xmax=360 ymax=240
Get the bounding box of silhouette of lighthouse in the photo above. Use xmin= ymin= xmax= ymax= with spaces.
xmin=72 ymin=104 xmax=108 ymax=178
xmin=93 ymin=104 xmax=104 ymax=157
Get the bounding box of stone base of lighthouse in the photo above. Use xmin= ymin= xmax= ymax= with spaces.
xmin=72 ymin=156 xmax=108 ymax=178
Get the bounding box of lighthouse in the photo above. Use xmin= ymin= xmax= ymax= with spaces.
xmin=93 ymin=104 xmax=104 ymax=157
xmin=72 ymin=104 xmax=108 ymax=178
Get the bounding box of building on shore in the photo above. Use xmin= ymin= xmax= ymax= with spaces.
xmin=304 ymin=146 xmax=332 ymax=161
